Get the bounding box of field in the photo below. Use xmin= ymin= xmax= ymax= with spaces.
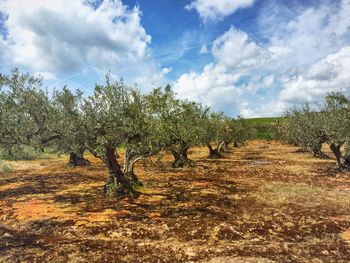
xmin=1 ymin=141 xmax=350 ymax=262
xmin=245 ymin=118 xmax=282 ymax=140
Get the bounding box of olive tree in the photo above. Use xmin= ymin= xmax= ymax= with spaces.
xmin=0 ymin=69 xmax=60 ymax=157
xmin=231 ymin=116 xmax=252 ymax=147
xmin=0 ymin=69 xmax=90 ymax=165
xmin=281 ymin=92 xmax=350 ymax=169
xmin=82 ymin=78 xmax=158 ymax=196
xmin=51 ymin=87 xmax=90 ymax=166
xmin=202 ymin=114 xmax=251 ymax=157
xmin=283 ymin=106 xmax=329 ymax=158
xmin=322 ymin=93 xmax=350 ymax=170
xmin=201 ymin=112 xmax=226 ymax=158
xmin=145 ymin=86 xmax=205 ymax=168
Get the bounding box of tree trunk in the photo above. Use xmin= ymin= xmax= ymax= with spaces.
xmin=171 ymin=147 xmax=192 ymax=168
xmin=219 ymin=141 xmax=230 ymax=153
xmin=312 ymin=149 xmax=330 ymax=159
xmin=311 ymin=143 xmax=329 ymax=159
xmin=7 ymin=147 xmax=14 ymax=157
xmin=103 ymin=147 xmax=137 ymax=197
xmin=207 ymin=143 xmax=222 ymax=158
xmin=123 ymin=149 xmax=143 ymax=186
xmin=329 ymin=143 xmax=350 ymax=171
xmin=233 ymin=141 xmax=239 ymax=148
xmin=68 ymin=148 xmax=90 ymax=167
xmin=344 ymin=142 xmax=350 ymax=160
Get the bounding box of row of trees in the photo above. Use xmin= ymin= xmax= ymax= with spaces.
xmin=273 ymin=92 xmax=350 ymax=171
xmin=0 ymin=69 xmax=251 ymax=196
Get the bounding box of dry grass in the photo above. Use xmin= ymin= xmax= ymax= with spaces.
xmin=1 ymin=141 xmax=350 ymax=262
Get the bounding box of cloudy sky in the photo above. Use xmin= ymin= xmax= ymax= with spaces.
xmin=0 ymin=0 xmax=349 ymax=117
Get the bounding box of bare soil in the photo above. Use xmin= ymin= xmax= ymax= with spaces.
xmin=1 ymin=141 xmax=350 ymax=262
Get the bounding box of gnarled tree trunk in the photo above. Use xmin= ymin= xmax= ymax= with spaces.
xmin=103 ymin=147 xmax=137 ymax=197
xmin=329 ymin=143 xmax=350 ymax=171
xmin=344 ymin=142 xmax=350 ymax=160
xmin=68 ymin=147 xmax=90 ymax=167
xmin=311 ymin=143 xmax=329 ymax=159
xmin=123 ymin=149 xmax=143 ymax=186
xmin=219 ymin=141 xmax=230 ymax=153
xmin=171 ymin=146 xmax=192 ymax=168
xmin=207 ymin=142 xmax=223 ymax=158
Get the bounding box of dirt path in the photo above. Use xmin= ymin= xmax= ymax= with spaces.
xmin=1 ymin=141 xmax=350 ymax=262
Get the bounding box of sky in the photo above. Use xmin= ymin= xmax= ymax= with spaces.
xmin=0 ymin=0 xmax=349 ymax=117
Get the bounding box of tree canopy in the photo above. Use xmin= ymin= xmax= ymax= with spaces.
xmin=0 ymin=69 xmax=252 ymax=196
xmin=278 ymin=92 xmax=350 ymax=170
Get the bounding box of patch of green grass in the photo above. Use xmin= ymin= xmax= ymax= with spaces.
xmin=0 ymin=147 xmax=40 ymax=160
xmin=257 ymin=182 xmax=350 ymax=210
xmin=0 ymin=147 xmax=59 ymax=161
xmin=257 ymin=182 xmax=324 ymax=206
xmin=0 ymin=162 xmax=13 ymax=172
xmin=246 ymin=117 xmax=282 ymax=140
xmin=245 ymin=117 xmax=281 ymax=124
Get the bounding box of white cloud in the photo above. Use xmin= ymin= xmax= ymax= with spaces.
xmin=265 ymin=0 xmax=350 ymax=109
xmin=243 ymin=46 xmax=350 ymax=117
xmin=35 ymin=71 xmax=57 ymax=81
xmin=133 ymin=63 xmax=172 ymax=91
xmin=212 ymin=27 xmax=268 ymax=70
xmin=267 ymin=0 xmax=350 ymax=69
xmin=280 ymin=46 xmax=350 ymax=105
xmin=0 ymin=0 xmax=151 ymax=76
xmin=268 ymin=46 xmax=292 ymax=60
xmin=174 ymin=27 xmax=270 ymax=115
xmin=174 ymin=63 xmax=243 ymax=114
xmin=185 ymin=0 xmax=255 ymax=22
xmin=241 ymin=75 xmax=274 ymax=94
xmin=177 ymin=0 xmax=350 ymax=117
xmin=161 ymin=67 xmax=172 ymax=75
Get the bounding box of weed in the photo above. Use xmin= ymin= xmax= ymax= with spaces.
xmin=1 ymin=163 xmax=13 ymax=172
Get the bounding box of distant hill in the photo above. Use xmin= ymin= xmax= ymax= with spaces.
xmin=245 ymin=117 xmax=282 ymax=140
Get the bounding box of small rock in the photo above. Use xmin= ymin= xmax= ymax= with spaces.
xmin=3 ymin=232 xmax=12 ymax=238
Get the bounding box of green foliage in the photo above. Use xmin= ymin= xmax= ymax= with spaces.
xmin=0 ymin=146 xmax=42 ymax=160
xmin=322 ymin=92 xmax=350 ymax=145
xmin=0 ymin=161 xmax=13 ymax=173
xmin=145 ymin=86 xmax=206 ymax=155
xmin=0 ymin=68 xmax=55 ymax=152
xmin=231 ymin=116 xmax=255 ymax=145
xmin=284 ymin=106 xmax=327 ymax=151
xmin=245 ymin=117 xmax=281 ymax=140
xmin=0 ymin=68 xmax=260 ymax=193
xmin=279 ymin=92 xmax=350 ymax=168
xmin=245 ymin=117 xmax=280 ymax=124
xmin=51 ymin=87 xmax=87 ymax=155
xmin=83 ymin=77 xmax=156 ymax=158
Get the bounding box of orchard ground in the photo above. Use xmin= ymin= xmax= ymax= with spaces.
xmin=1 ymin=140 xmax=350 ymax=262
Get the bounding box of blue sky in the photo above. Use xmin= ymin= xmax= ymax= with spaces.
xmin=0 ymin=0 xmax=349 ymax=117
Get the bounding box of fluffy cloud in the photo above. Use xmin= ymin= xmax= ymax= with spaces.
xmin=175 ymin=63 xmax=242 ymax=115
xmin=134 ymin=65 xmax=172 ymax=90
xmin=185 ymin=0 xmax=255 ymax=22
xmin=212 ymin=27 xmax=268 ymax=71
xmin=174 ymin=28 xmax=263 ymax=115
xmin=266 ymin=0 xmax=350 ymax=69
xmin=266 ymin=0 xmax=350 ymax=110
xmin=240 ymin=46 xmax=350 ymax=117
xmin=174 ymin=27 xmax=278 ymax=115
xmin=280 ymin=47 xmax=350 ymax=104
xmin=177 ymin=0 xmax=350 ymax=117
xmin=0 ymin=0 xmax=151 ymax=76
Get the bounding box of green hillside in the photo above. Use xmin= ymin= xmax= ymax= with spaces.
xmin=245 ymin=117 xmax=282 ymax=140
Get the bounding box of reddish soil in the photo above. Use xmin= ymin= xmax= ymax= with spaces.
xmin=1 ymin=140 xmax=350 ymax=262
